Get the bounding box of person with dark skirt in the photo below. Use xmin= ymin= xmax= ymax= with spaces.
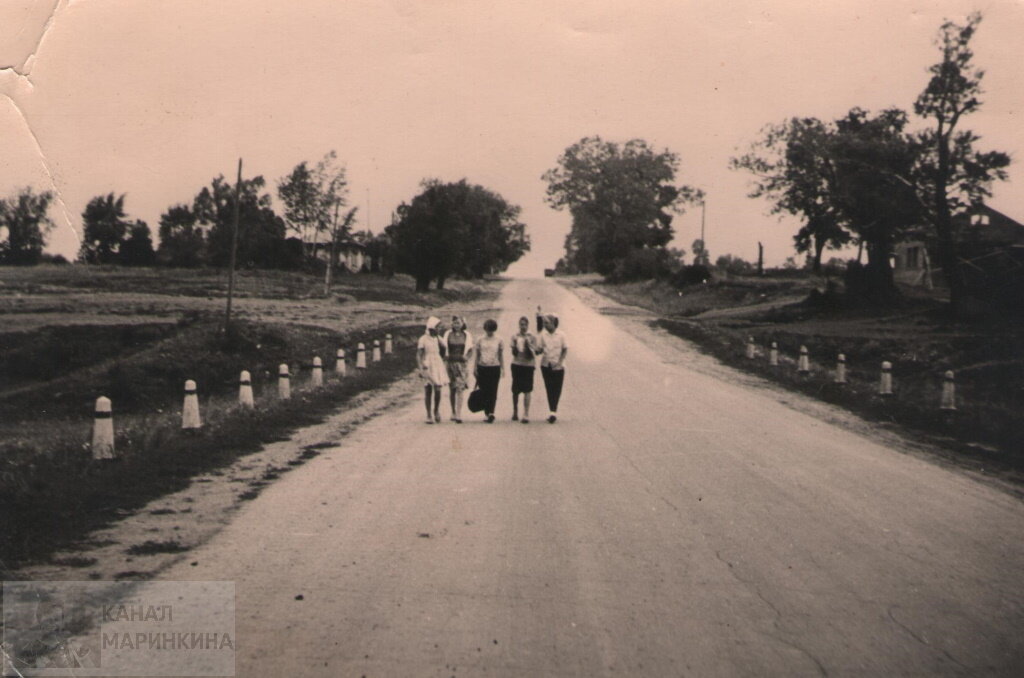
xmin=472 ymin=319 xmax=505 ymax=423
xmin=536 ymin=311 xmax=568 ymax=423
xmin=510 ymin=315 xmax=539 ymax=423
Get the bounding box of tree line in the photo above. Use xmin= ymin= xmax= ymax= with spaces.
xmin=0 ymin=154 xmax=530 ymax=290
xmin=730 ymin=12 xmax=1008 ymax=309
xmin=541 ymin=14 xmax=1010 ymax=312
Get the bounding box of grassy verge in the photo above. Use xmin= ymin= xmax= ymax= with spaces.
xmin=579 ymin=277 xmax=1024 ymax=482
xmin=0 ymin=320 xmax=421 ymax=573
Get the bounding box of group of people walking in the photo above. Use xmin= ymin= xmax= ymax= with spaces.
xmin=417 ymin=309 xmax=568 ymax=425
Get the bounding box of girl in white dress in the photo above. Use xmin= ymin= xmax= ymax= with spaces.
xmin=417 ymin=316 xmax=449 ymax=423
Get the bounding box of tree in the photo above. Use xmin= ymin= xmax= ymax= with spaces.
xmin=157 ymin=204 xmax=206 ymax=267
xmin=78 ymin=193 xmax=131 ymax=263
xmin=543 ymin=136 xmax=701 ymax=276
xmin=691 ymin=238 xmax=709 ymax=266
xmin=119 ymin=220 xmax=156 ymax=266
xmin=733 ymin=108 xmax=920 ymax=296
xmin=731 ymin=117 xmax=850 ymax=274
xmin=911 ymin=12 xmax=1010 ymax=313
xmin=0 ymin=187 xmax=55 ymax=265
xmin=716 ymin=254 xmax=755 ymax=276
xmin=277 ymin=161 xmax=323 ymax=259
xmin=278 ymin=152 xmax=350 ymax=263
xmin=828 ymin=107 xmax=921 ymax=296
xmin=194 ymin=175 xmax=285 ymax=268
xmin=386 ymin=179 xmax=529 ymax=291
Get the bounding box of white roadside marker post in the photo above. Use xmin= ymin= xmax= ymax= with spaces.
xmin=278 ymin=363 xmax=291 ymax=400
xmin=372 ymin=340 xmax=382 ymax=363
xmin=182 ymin=380 xmax=202 ymax=430
xmin=879 ymin=361 xmax=893 ymax=396
xmin=769 ymin=342 xmax=779 ymax=366
xmin=336 ymin=348 xmax=346 ymax=377
xmin=385 ymin=334 xmax=393 ymax=355
xmin=239 ymin=370 xmax=254 ymax=409
xmin=311 ymin=356 xmax=323 ymax=387
xmin=746 ymin=336 xmax=756 ymax=359
xmin=92 ymin=396 xmax=115 ymax=460
xmin=835 ymin=354 xmax=847 ymax=384
xmin=182 ymin=383 xmax=201 ymax=430
xmin=798 ymin=345 xmax=810 ymax=374
xmin=940 ymin=370 xmax=957 ymax=411
xmin=356 ymin=343 xmax=367 ymax=369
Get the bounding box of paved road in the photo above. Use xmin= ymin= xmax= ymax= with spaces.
xmin=165 ymin=278 xmax=1024 ymax=676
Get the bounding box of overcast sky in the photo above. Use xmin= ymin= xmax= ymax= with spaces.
xmin=2 ymin=0 xmax=1022 ymax=275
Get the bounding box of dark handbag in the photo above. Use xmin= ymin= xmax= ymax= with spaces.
xmin=467 ymin=387 xmax=485 ymax=413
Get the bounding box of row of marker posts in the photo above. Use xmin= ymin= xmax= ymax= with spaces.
xmin=745 ymin=336 xmax=957 ymax=411
xmin=91 ymin=334 xmax=394 ymax=459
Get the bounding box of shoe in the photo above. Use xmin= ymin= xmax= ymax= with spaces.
xmin=454 ymin=418 xmax=462 ymax=424
xmin=487 ymin=414 xmax=495 ymax=423
xmin=512 ymin=414 xmax=519 ymax=421
xmin=434 ymin=413 xmax=441 ymax=423
xmin=547 ymin=415 xmax=557 ymax=424
xmin=521 ymin=418 xmax=529 ymax=424
xmin=426 ymin=418 xmax=434 ymax=424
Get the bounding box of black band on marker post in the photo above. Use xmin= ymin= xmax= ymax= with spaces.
xmin=94 ymin=411 xmax=113 ymax=419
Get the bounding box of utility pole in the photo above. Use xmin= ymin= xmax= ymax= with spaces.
xmin=224 ymin=157 xmax=242 ymax=331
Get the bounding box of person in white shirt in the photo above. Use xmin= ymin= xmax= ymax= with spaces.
xmin=472 ymin=318 xmax=505 ymax=423
xmin=417 ymin=316 xmax=448 ymax=424
xmin=536 ymin=311 xmax=568 ymax=423
xmin=441 ymin=315 xmax=474 ymax=423
xmin=509 ymin=315 xmax=539 ymax=423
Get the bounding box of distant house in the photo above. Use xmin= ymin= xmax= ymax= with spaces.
xmin=893 ymin=205 xmax=1024 ymax=293
xmin=307 ymin=239 xmax=367 ymax=273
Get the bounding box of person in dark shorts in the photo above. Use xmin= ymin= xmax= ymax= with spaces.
xmin=472 ymin=319 xmax=505 ymax=423
xmin=509 ymin=315 xmax=539 ymax=423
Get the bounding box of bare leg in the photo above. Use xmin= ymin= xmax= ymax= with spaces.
xmin=454 ymin=389 xmax=464 ymax=421
xmin=424 ymin=385 xmax=433 ymax=422
xmin=512 ymin=392 xmax=520 ymax=420
xmin=523 ymin=392 xmax=531 ymax=421
xmin=433 ymin=388 xmax=442 ymax=422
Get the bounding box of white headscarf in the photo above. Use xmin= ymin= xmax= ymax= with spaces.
xmin=425 ymin=316 xmax=441 ymax=332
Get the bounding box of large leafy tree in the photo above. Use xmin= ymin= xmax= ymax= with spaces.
xmin=157 ymin=204 xmax=206 ymax=267
xmin=731 ymin=118 xmax=850 ymax=274
xmin=830 ymin=108 xmax=922 ymax=294
xmin=78 ymin=193 xmax=131 ymax=264
xmin=543 ymin=136 xmax=701 ymax=276
xmin=194 ymin=175 xmax=286 ymax=268
xmin=0 ymin=187 xmax=55 ymax=265
xmin=119 ymin=220 xmax=156 ymax=266
xmin=386 ymin=179 xmax=529 ymax=291
xmin=910 ymin=12 xmax=1010 ymax=313
xmin=732 ymin=108 xmax=920 ymax=295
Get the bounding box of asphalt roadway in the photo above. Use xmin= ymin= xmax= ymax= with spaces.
xmin=162 ymin=278 xmax=1024 ymax=676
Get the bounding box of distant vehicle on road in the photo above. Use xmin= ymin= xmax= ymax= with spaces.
xmin=544 ymin=268 xmax=555 ymax=277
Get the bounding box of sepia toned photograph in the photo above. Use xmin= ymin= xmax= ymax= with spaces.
xmin=2 ymin=1 xmax=1023 ymax=675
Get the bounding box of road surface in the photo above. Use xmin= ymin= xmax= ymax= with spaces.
xmin=163 ymin=278 xmax=1024 ymax=676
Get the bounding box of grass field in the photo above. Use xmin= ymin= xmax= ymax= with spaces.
xmin=0 ymin=265 xmax=502 ymax=572
xmin=582 ymin=275 xmax=1024 ymax=476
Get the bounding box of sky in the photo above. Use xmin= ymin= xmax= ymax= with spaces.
xmin=1 ymin=0 xmax=1022 ymax=277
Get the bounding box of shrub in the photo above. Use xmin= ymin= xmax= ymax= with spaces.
xmin=670 ymin=264 xmax=712 ymax=288
xmin=607 ymin=248 xmax=679 ymax=283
